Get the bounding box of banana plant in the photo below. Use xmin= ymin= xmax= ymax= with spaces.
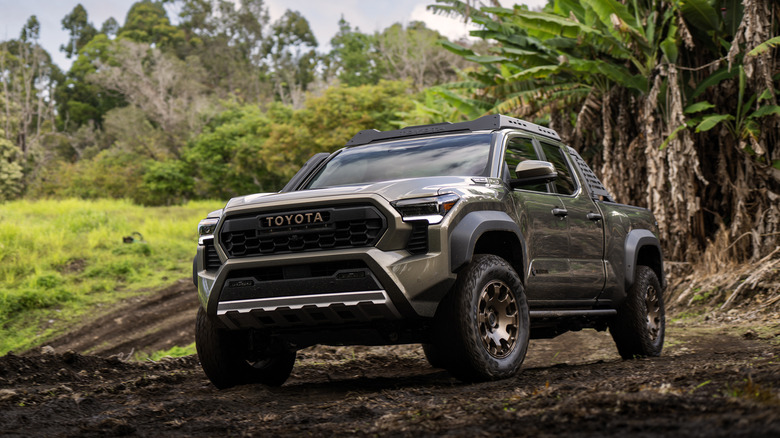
xmin=429 ymin=0 xmax=679 ymax=118
xmin=679 ymin=66 xmax=780 ymax=157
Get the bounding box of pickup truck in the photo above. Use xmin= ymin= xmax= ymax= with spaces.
xmin=193 ymin=114 xmax=666 ymax=388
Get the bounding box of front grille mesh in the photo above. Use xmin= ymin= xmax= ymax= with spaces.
xmin=220 ymin=205 xmax=386 ymax=258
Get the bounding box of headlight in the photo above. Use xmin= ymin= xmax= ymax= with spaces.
xmin=392 ymin=193 xmax=459 ymax=224
xmin=198 ymin=218 xmax=219 ymax=244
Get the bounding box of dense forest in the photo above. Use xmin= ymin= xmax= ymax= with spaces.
xmin=1 ymin=0 xmax=778 ymax=272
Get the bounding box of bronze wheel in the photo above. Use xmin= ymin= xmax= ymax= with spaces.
xmin=477 ymin=280 xmax=519 ymax=358
xmin=645 ymin=284 xmax=662 ymax=342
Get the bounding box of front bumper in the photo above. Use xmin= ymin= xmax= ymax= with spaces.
xmin=196 ymin=196 xmax=456 ymax=330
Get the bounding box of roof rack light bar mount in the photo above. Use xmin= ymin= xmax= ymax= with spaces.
xmin=346 ymin=114 xmax=561 ymax=146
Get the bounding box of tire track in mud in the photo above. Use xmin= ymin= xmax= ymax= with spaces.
xmin=44 ymin=279 xmax=199 ymax=357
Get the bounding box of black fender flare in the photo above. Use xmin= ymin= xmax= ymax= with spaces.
xmin=624 ymin=229 xmax=665 ymax=291
xmin=449 ymin=210 xmax=527 ymax=274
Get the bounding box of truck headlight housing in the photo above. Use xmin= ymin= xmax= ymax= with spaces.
xmin=392 ymin=193 xmax=459 ymax=224
xmin=198 ymin=218 xmax=219 ymax=244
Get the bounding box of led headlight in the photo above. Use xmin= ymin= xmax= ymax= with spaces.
xmin=198 ymin=217 xmax=219 ymax=244
xmin=392 ymin=193 xmax=459 ymax=224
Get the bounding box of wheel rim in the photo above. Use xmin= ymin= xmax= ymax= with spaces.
xmin=477 ymin=280 xmax=519 ymax=358
xmin=645 ymin=285 xmax=662 ymax=342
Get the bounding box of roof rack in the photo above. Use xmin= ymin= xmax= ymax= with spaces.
xmin=345 ymin=114 xmax=561 ymax=146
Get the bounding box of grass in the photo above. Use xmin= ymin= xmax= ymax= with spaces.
xmin=0 ymin=198 xmax=223 ymax=355
xmin=134 ymin=342 xmax=197 ymax=361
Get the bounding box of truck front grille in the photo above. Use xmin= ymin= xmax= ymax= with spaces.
xmin=219 ymin=205 xmax=386 ymax=258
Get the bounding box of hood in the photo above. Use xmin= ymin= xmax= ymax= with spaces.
xmin=225 ymin=176 xmax=480 ymax=210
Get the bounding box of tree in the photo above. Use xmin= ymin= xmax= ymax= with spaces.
xmin=60 ymin=4 xmax=98 ymax=59
xmin=1 ymin=16 xmax=59 ymax=157
xmin=55 ymin=34 xmax=124 ymax=131
xmin=264 ymin=9 xmax=319 ymax=108
xmin=119 ymin=0 xmax=185 ymax=49
xmin=177 ymin=0 xmax=272 ymax=102
xmin=327 ymin=17 xmax=384 ymax=86
xmin=0 ymin=134 xmax=23 ymax=200
xmin=100 ymin=17 xmax=119 ymax=37
xmin=185 ymin=81 xmax=415 ymax=198
xmin=431 ymin=0 xmax=779 ymax=264
xmin=376 ymin=21 xmax=467 ymax=91
xmin=89 ymin=40 xmax=212 ymax=157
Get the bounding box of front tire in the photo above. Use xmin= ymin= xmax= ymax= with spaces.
xmin=195 ymin=307 xmax=295 ymax=389
xmin=435 ymin=254 xmax=530 ymax=382
xmin=609 ymin=265 xmax=665 ymax=359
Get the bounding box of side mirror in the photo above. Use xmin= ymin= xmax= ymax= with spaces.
xmin=509 ymin=160 xmax=557 ymax=189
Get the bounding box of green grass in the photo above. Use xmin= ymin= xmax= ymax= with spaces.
xmin=0 ymin=198 xmax=223 ymax=355
xmin=134 ymin=342 xmax=197 ymax=361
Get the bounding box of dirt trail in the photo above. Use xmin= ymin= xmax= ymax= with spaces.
xmin=1 ymin=279 xmax=779 ymax=437
xmin=45 ymin=279 xmax=199 ymax=357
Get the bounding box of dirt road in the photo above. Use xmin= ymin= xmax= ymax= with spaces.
xmin=1 ymin=281 xmax=778 ymax=437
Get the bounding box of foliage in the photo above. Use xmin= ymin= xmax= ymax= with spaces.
xmin=0 ymin=198 xmax=223 ymax=354
xmin=88 ymin=40 xmax=213 ymax=157
xmin=177 ymin=0 xmax=272 ymax=102
xmin=134 ymin=342 xmax=196 ymax=361
xmin=186 ymin=80 xmax=415 ymax=199
xmin=0 ymin=135 xmax=24 ymax=200
xmin=327 ymin=19 xmax=468 ymax=91
xmin=328 ymin=18 xmax=384 ymax=87
xmin=55 ymin=34 xmax=124 ymax=131
xmin=263 ymin=9 xmax=319 ymax=107
xmin=27 ymin=149 xmax=146 ymax=200
xmin=431 ymin=0 xmax=780 ymax=263
xmin=60 ymin=4 xmax=98 ymax=59
xmin=118 ymin=0 xmax=186 ymax=49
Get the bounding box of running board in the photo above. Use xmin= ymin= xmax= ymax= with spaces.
xmin=530 ymin=309 xmax=617 ymax=318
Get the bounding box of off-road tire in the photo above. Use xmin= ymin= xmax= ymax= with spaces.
xmin=195 ymin=307 xmax=296 ymax=389
xmin=609 ymin=265 xmax=665 ymax=359
xmin=434 ymin=254 xmax=530 ymax=382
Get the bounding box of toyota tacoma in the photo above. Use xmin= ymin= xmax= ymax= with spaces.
xmin=193 ymin=114 xmax=666 ymax=388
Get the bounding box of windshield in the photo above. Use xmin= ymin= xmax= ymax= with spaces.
xmin=306 ymin=133 xmax=492 ymax=189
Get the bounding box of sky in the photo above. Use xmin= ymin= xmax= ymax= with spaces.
xmin=0 ymin=0 xmax=547 ymax=71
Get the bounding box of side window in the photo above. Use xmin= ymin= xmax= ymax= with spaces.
xmin=504 ymin=137 xmax=548 ymax=192
xmin=539 ymin=142 xmax=577 ymax=195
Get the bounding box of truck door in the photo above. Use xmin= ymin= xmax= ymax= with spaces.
xmin=503 ymin=136 xmax=570 ymax=305
xmin=537 ymin=142 xmax=606 ymax=299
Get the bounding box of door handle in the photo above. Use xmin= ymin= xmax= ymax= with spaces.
xmin=587 ymin=212 xmax=602 ymax=221
xmin=551 ymin=208 xmax=568 ymax=218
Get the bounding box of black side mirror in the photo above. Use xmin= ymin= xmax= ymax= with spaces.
xmin=509 ymin=160 xmax=557 ymax=189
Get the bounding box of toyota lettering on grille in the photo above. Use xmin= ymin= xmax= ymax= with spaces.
xmin=260 ymin=211 xmax=329 ymax=228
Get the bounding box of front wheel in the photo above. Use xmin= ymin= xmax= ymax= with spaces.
xmin=609 ymin=265 xmax=665 ymax=359
xmin=434 ymin=254 xmax=530 ymax=382
xmin=195 ymin=307 xmax=295 ymax=389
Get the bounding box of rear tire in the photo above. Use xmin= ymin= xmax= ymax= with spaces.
xmin=609 ymin=266 xmax=665 ymax=359
xmin=434 ymin=254 xmax=530 ymax=382
xmin=195 ymin=307 xmax=295 ymax=389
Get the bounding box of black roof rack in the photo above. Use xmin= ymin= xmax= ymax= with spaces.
xmin=345 ymin=114 xmax=561 ymax=146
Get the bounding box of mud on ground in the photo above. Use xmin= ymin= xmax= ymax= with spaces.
xmin=0 ymin=281 xmax=779 ymax=437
